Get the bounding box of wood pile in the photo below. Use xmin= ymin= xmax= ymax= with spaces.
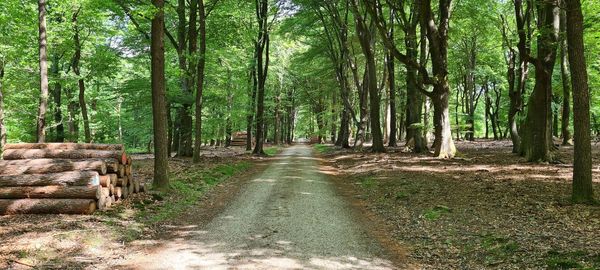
xmin=230 ymin=131 xmax=248 ymax=147
xmin=0 ymin=143 xmax=145 ymax=215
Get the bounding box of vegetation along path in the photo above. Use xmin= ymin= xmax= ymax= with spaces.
xmin=125 ymin=145 xmax=396 ymax=269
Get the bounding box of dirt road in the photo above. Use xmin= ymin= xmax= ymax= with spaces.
xmin=124 ymin=145 xmax=395 ymax=269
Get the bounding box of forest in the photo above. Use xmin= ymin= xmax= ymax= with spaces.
xmin=0 ymin=0 xmax=599 ymax=269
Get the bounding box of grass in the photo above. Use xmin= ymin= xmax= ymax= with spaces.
xmin=479 ymin=234 xmax=520 ymax=265
xmin=263 ymin=147 xmax=280 ymax=156
xmin=360 ymin=176 xmax=377 ymax=189
xmin=314 ymin=144 xmax=334 ymax=154
xmin=422 ymin=205 xmax=451 ymax=220
xmin=136 ymin=161 xmax=251 ymax=225
xmin=546 ymin=250 xmax=600 ymax=270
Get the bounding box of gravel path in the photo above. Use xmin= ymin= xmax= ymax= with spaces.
xmin=126 ymin=145 xmax=395 ymax=269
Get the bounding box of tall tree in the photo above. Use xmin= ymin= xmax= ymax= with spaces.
xmin=350 ymin=0 xmax=385 ymax=153
xmin=37 ymin=0 xmax=49 ymax=143
xmin=0 ymin=59 xmax=6 ymax=150
xmin=520 ymin=0 xmax=560 ymax=162
xmin=559 ymin=7 xmax=572 ymax=146
xmin=193 ymin=0 xmax=206 ymax=163
xmin=252 ymin=0 xmax=270 ymax=155
xmin=151 ymin=0 xmax=170 ymax=190
xmin=71 ymin=9 xmax=91 ymax=143
xmin=565 ymin=0 xmax=594 ymax=203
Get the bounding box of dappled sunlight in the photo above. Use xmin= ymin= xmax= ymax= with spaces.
xmin=121 ymin=233 xmax=395 ymax=270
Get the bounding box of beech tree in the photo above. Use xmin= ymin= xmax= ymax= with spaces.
xmin=566 ymin=0 xmax=594 ymax=203
xmin=37 ymin=0 xmax=49 ymax=143
xmin=151 ymin=0 xmax=169 ymax=189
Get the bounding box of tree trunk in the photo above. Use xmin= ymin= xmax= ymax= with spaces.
xmin=565 ymin=0 xmax=594 ymax=203
xmin=0 ymin=159 xmax=107 ymax=175
xmin=0 ymin=199 xmax=96 ymax=215
xmin=386 ymin=49 xmax=397 ymax=147
xmin=0 ymin=186 xmax=101 ymax=200
xmin=50 ymin=55 xmax=64 ymax=142
xmin=151 ymin=0 xmax=169 ymax=190
xmin=0 ymin=171 xmax=100 ymax=187
xmin=71 ymin=11 xmax=91 ymax=143
xmin=351 ymin=2 xmax=385 ymax=153
xmin=520 ymin=0 xmax=559 ymax=162
xmin=253 ymin=0 xmax=269 ymax=156
xmin=559 ymin=9 xmax=572 ymax=145
xmin=3 ymin=149 xmax=127 ymax=163
xmin=37 ymin=0 xmax=49 ymax=143
xmin=193 ymin=0 xmax=207 ymax=162
xmin=0 ymin=60 xmax=5 ymax=151
xmin=246 ymin=66 xmax=257 ymax=151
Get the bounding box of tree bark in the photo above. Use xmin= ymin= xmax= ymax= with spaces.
xmin=37 ymin=0 xmax=49 ymax=143
xmin=565 ymin=0 xmax=594 ymax=203
xmin=0 ymin=171 xmax=100 ymax=187
xmin=0 ymin=199 xmax=96 ymax=215
xmin=151 ymin=0 xmax=169 ymax=190
xmin=0 ymin=60 xmax=5 ymax=151
xmin=253 ymin=0 xmax=269 ymax=156
xmin=0 ymin=159 xmax=107 ymax=175
xmin=0 ymin=186 xmax=101 ymax=200
xmin=71 ymin=10 xmax=91 ymax=143
xmin=520 ymin=0 xmax=559 ymax=162
xmin=351 ymin=1 xmax=385 ymax=153
xmin=50 ymin=54 xmax=64 ymax=142
xmin=559 ymin=9 xmax=572 ymax=145
xmin=193 ymin=0 xmax=207 ymax=162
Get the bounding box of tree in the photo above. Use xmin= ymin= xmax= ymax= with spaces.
xmin=559 ymin=7 xmax=572 ymax=146
xmin=565 ymin=0 xmax=594 ymax=203
xmin=151 ymin=0 xmax=170 ymax=190
xmin=71 ymin=9 xmax=91 ymax=143
xmin=520 ymin=0 xmax=560 ymax=162
xmin=350 ymin=0 xmax=385 ymax=153
xmin=37 ymin=0 xmax=49 ymax=143
xmin=252 ymin=0 xmax=270 ymax=156
xmin=193 ymin=0 xmax=207 ymax=163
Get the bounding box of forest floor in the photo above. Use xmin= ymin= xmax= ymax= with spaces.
xmin=318 ymin=140 xmax=600 ymax=269
xmin=0 ymin=146 xmax=279 ymax=269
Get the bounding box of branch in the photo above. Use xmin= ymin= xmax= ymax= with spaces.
xmin=116 ymin=1 xmax=150 ymax=40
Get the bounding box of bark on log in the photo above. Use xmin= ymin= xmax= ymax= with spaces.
xmin=5 ymin=143 xmax=124 ymax=151
xmin=133 ymin=179 xmax=140 ymax=193
xmin=115 ymin=177 xmax=128 ymax=187
xmin=0 ymin=186 xmax=101 ymax=199
xmin=105 ymin=160 xmax=119 ymax=173
xmin=117 ymin=164 xmax=125 ymax=177
xmin=125 ymin=165 xmax=132 ymax=176
xmin=0 ymin=199 xmax=96 ymax=215
xmin=3 ymin=149 xmax=127 ymax=164
xmin=139 ymin=183 xmax=146 ymax=193
xmin=121 ymin=186 xmax=128 ymax=199
xmin=0 ymin=171 xmax=100 ymax=187
xmin=109 ymin=184 xmax=114 ymax=196
xmin=0 ymin=159 xmax=107 ymax=175
xmin=128 ymin=182 xmax=134 ymax=195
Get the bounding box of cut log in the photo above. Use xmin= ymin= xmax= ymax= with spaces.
xmin=114 ymin=187 xmax=122 ymax=199
xmin=0 ymin=171 xmax=100 ymax=187
xmin=128 ymin=182 xmax=134 ymax=195
xmin=0 ymin=199 xmax=96 ymax=215
xmin=104 ymin=160 xmax=119 ymax=173
xmin=126 ymin=156 xmax=132 ymax=165
xmin=109 ymin=184 xmax=114 ymax=196
xmin=101 ymin=187 xmax=110 ymax=197
xmin=133 ymin=179 xmax=140 ymax=193
xmin=117 ymin=164 xmax=125 ymax=177
xmin=97 ymin=196 xmax=106 ymax=210
xmin=125 ymin=165 xmax=132 ymax=176
xmin=5 ymin=143 xmax=124 ymax=151
xmin=115 ymin=177 xmax=128 ymax=187
xmin=0 ymin=159 xmax=107 ymax=175
xmin=139 ymin=183 xmax=146 ymax=193
xmin=99 ymin=175 xmax=111 ymax=187
xmin=0 ymin=186 xmax=101 ymax=199
xmin=3 ymin=149 xmax=127 ymax=164
xmin=121 ymin=186 xmax=128 ymax=199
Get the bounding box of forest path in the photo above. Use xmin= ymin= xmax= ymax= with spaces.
xmin=124 ymin=145 xmax=395 ymax=269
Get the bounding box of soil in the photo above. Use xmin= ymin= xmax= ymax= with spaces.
xmin=319 ymin=140 xmax=600 ymax=269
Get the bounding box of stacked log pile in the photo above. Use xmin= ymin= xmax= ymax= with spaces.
xmin=0 ymin=143 xmax=145 ymax=215
xmin=230 ymin=132 xmax=248 ymax=147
